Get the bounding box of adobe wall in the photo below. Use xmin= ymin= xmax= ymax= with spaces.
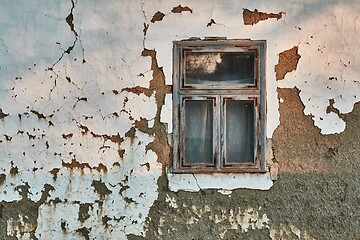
xmin=0 ymin=1 xmax=359 ymax=239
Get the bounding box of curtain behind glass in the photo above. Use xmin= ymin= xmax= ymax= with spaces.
xmin=184 ymin=100 xmax=214 ymax=165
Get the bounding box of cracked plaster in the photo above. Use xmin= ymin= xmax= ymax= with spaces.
xmin=0 ymin=0 xmax=360 ymax=239
xmin=1 ymin=0 xmax=161 ymax=238
xmin=167 ymin=172 xmax=273 ymax=193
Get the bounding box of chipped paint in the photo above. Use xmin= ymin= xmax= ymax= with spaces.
xmin=275 ymin=46 xmax=301 ymax=80
xmin=171 ymin=5 xmax=193 ymax=14
xmin=164 ymin=194 xmax=178 ymax=208
xmin=167 ymin=172 xmax=273 ymax=192
xmin=0 ymin=0 xmax=360 ymax=239
xmin=243 ymin=9 xmax=284 ymax=26
xmin=151 ymin=11 xmax=166 ymax=23
xmin=208 ymin=207 xmax=270 ymax=238
xmin=150 ymin=198 xmax=315 ymax=240
xmin=269 ymin=224 xmax=315 ymax=240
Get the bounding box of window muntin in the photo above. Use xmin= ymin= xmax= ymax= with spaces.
xmin=173 ymin=40 xmax=266 ymax=173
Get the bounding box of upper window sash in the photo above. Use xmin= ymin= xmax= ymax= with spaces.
xmin=179 ymin=46 xmax=260 ymax=90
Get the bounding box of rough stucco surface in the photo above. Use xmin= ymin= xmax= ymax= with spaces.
xmin=0 ymin=0 xmax=360 ymax=239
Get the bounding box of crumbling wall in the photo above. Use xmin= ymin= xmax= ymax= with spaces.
xmin=0 ymin=0 xmax=360 ymax=239
xmin=0 ymin=1 xmax=163 ymax=239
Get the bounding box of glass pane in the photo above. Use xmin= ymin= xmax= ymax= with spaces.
xmin=185 ymin=52 xmax=255 ymax=85
xmin=184 ymin=100 xmax=214 ymax=165
xmin=225 ymin=100 xmax=254 ymax=164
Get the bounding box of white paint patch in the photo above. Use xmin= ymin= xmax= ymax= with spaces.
xmin=166 ymin=206 xmax=270 ymax=239
xmin=36 ymin=203 xmax=81 ymax=239
xmin=313 ymin=112 xmax=346 ymax=134
xmin=7 ymin=215 xmax=36 ymax=239
xmin=167 ymin=172 xmax=273 ymax=192
xmin=165 ymin=194 xmax=178 ymax=208
xmin=217 ymin=189 xmax=232 ymax=195
xmin=160 ymin=94 xmax=173 ymax=133
xmin=269 ymin=223 xmax=315 ymax=240
xmin=123 ymin=92 xmax=157 ymax=121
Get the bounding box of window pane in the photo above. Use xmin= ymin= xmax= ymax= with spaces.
xmin=183 ymin=100 xmax=214 ymax=165
xmin=185 ymin=52 xmax=255 ymax=85
xmin=225 ymin=100 xmax=254 ymax=164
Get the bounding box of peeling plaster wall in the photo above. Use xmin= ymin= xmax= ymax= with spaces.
xmin=0 ymin=0 xmax=360 ymax=239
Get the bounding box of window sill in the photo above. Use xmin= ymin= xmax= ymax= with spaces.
xmin=167 ymin=171 xmax=273 ymax=194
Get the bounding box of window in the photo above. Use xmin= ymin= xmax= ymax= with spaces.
xmin=172 ymin=39 xmax=266 ymax=173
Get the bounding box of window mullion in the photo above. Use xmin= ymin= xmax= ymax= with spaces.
xmin=215 ymin=95 xmax=221 ymax=170
xmin=220 ymin=95 xmax=225 ymax=170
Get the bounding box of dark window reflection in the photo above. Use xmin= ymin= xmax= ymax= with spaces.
xmin=225 ymin=100 xmax=254 ymax=164
xmin=185 ymin=52 xmax=255 ymax=85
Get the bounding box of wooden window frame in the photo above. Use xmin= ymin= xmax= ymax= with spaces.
xmin=172 ymin=39 xmax=267 ymax=173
